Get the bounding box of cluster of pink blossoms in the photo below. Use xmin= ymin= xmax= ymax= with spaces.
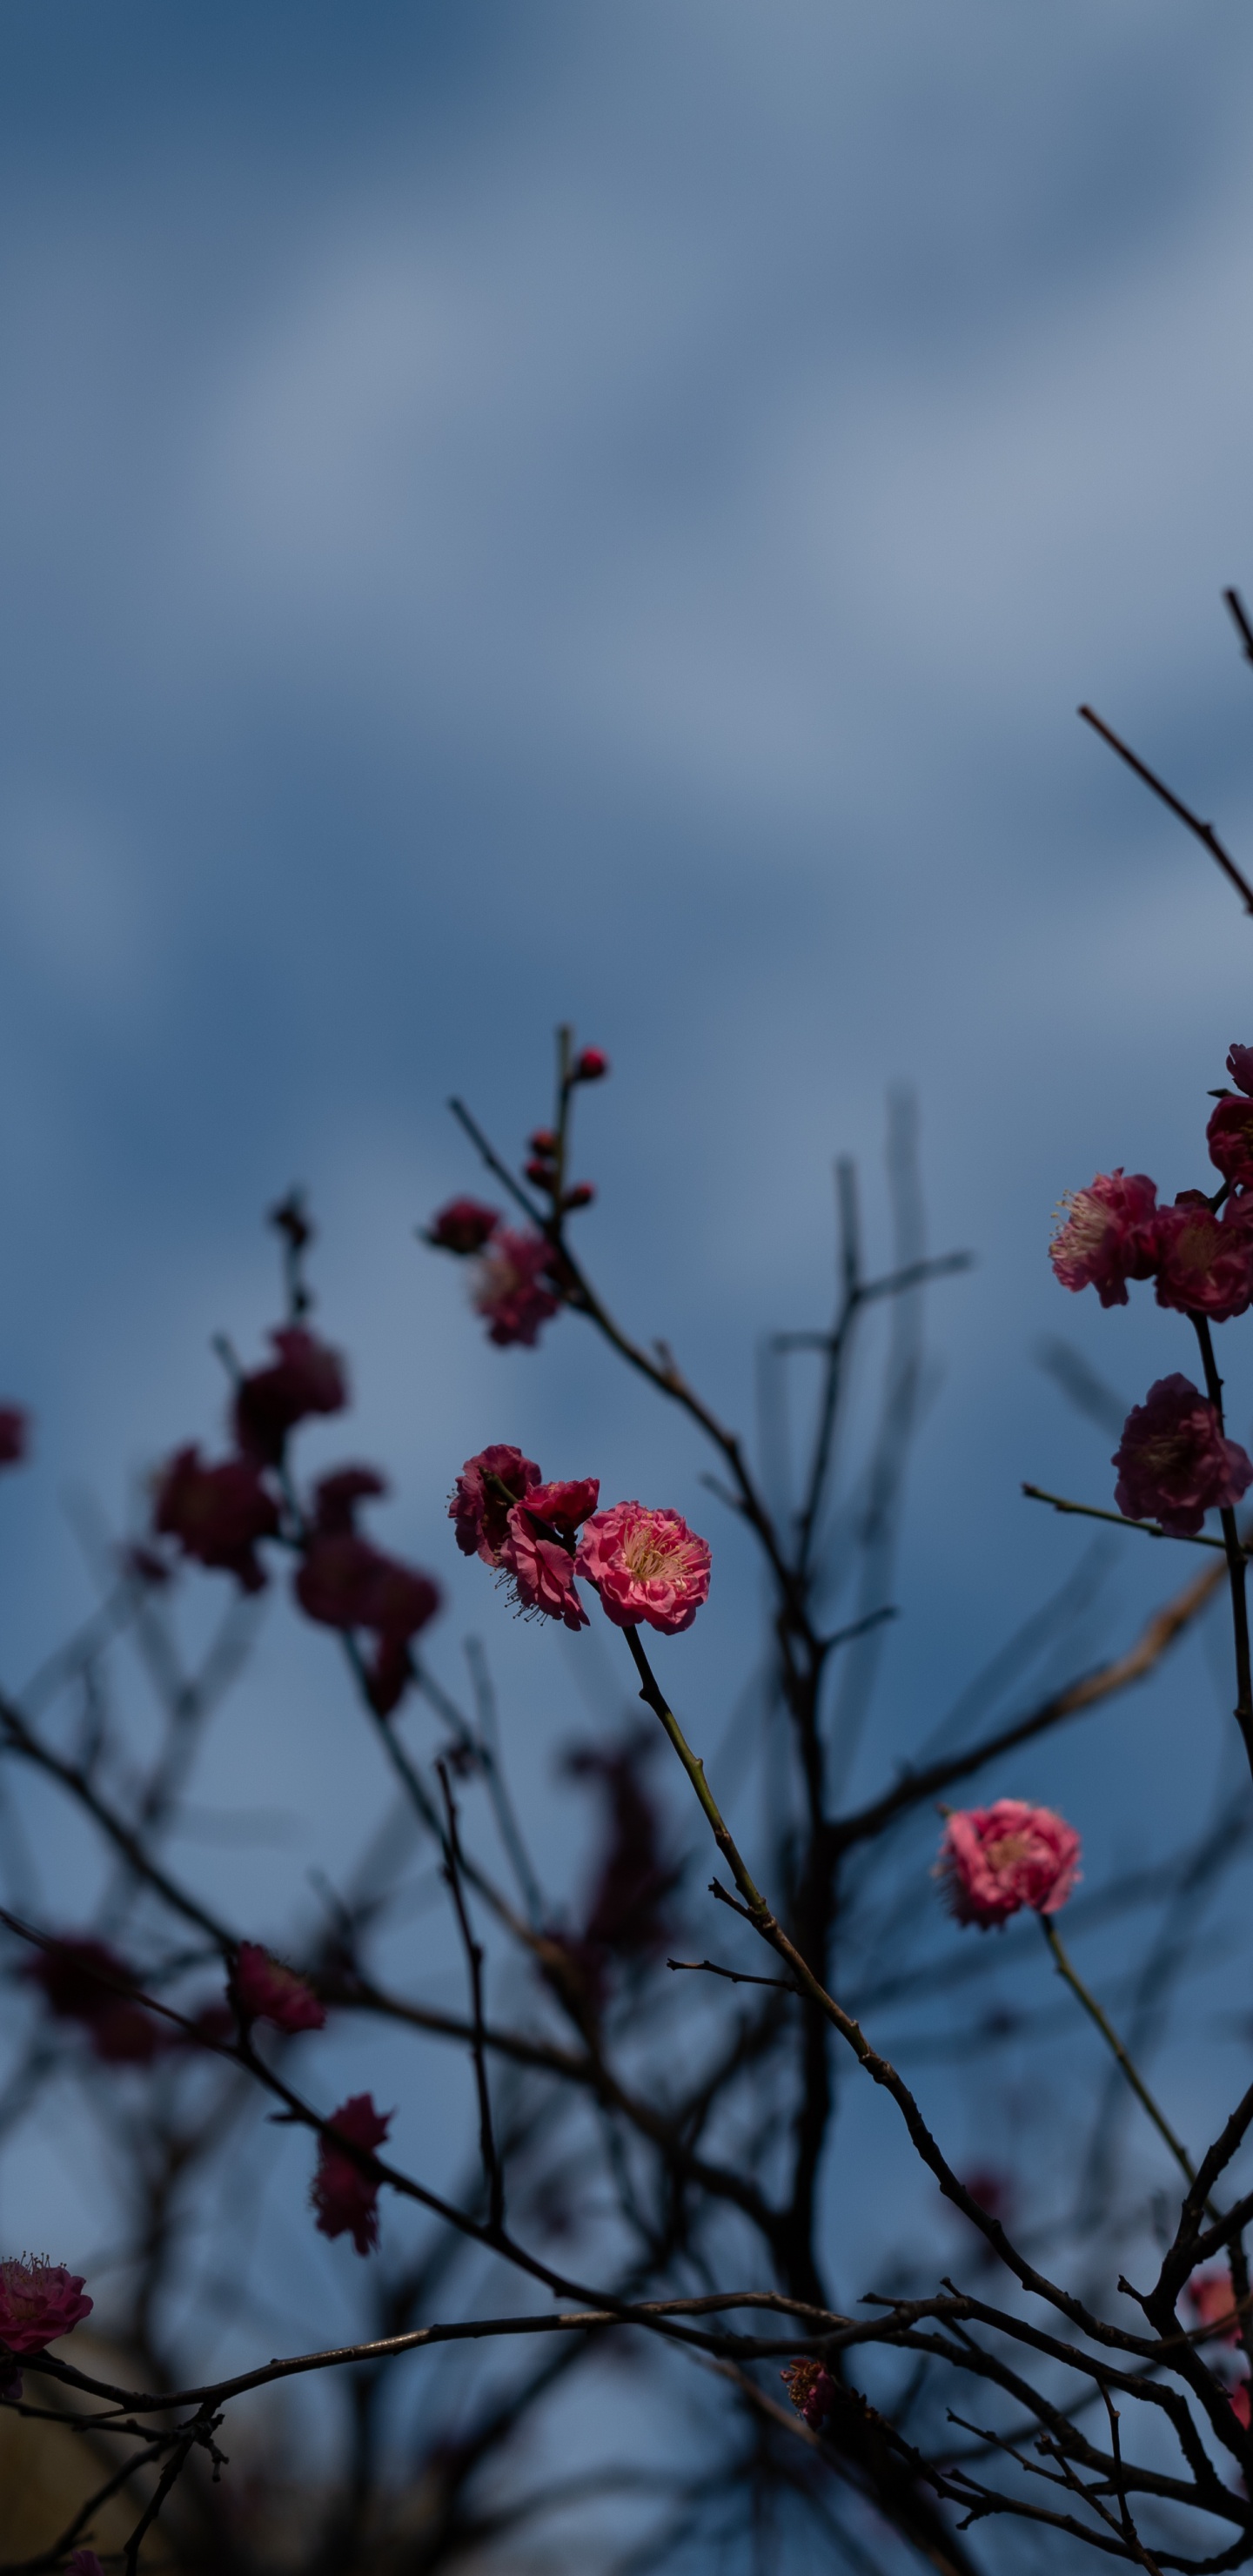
xmin=312 ymin=2094 xmax=392 ymax=2256
xmin=1052 ymin=1042 xmax=1253 ymax=1533
xmin=937 ymin=1800 xmax=1081 ymax=1929
xmin=449 ymin=1446 xmax=711 ymax=1635
xmin=150 ymin=1325 xmax=440 ymax=1716
xmin=425 ymin=1043 xmax=608 ymax=1346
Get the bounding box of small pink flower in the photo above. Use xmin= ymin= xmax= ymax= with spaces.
xmin=1154 ymin=1192 xmax=1253 ymax=1323
xmin=449 ymin=1446 xmax=542 ymax=1565
xmin=938 ymin=1800 xmax=1081 ymax=1929
xmin=28 ymin=1937 xmax=164 ymax=2065
xmin=0 ymin=1406 xmax=28 ymax=1469
xmin=575 ymin=1502 xmax=711 ymax=1634
xmin=426 ymin=1197 xmax=500 ymax=1256
xmin=472 ymin=1229 xmax=560 ymax=1348
xmin=312 ymin=2095 xmax=391 ymax=2256
xmin=233 ymin=1326 xmax=347 ymax=1466
xmin=1112 ymin=1374 xmax=1253 ymax=1536
xmin=232 ymin=1943 xmax=325 ymax=2034
xmin=781 ymin=2358 xmax=834 ymax=2430
xmin=0 ymin=2257 xmax=91 ymax=2353
xmin=1050 ymin=1170 xmax=1159 ymax=1306
xmin=498 ymin=1479 xmax=600 ymax=1629
xmin=1188 ymin=2270 xmax=1242 ymax=2345
xmin=153 ymin=1446 xmax=279 ymax=1593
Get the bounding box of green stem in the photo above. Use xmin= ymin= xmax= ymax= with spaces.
xmin=621 ymin=1625 xmax=772 ymax=1925
xmin=1042 ymin=1917 xmax=1216 ymax=2216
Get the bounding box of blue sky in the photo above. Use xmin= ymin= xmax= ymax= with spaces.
xmin=4 ymin=0 xmax=1253 ymax=2526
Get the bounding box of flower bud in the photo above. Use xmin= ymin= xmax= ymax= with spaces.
xmin=563 ymin=1182 xmax=595 ymax=1211
xmin=572 ymin=1048 xmax=609 ymax=1083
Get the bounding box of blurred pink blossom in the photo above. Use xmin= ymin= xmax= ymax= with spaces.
xmin=154 ymin=1446 xmax=279 ymax=1593
xmin=233 ymin=1326 xmax=347 ymax=1465
xmin=312 ymin=2096 xmax=391 ymax=2256
xmin=1154 ymin=1192 xmax=1253 ymax=1323
xmin=938 ymin=1801 xmax=1081 ymax=1929
xmin=472 ymin=1229 xmax=559 ymax=1347
xmin=233 ymin=1944 xmax=325 ymax=2034
xmin=0 ymin=1406 xmax=28 ymax=1469
xmin=426 ymin=1197 xmax=500 ymax=1255
xmin=0 ymin=2257 xmax=91 ymax=2353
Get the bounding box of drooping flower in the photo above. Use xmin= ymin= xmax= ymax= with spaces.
xmin=1187 ymin=2270 xmax=1243 ymax=2345
xmin=1112 ymin=1375 xmax=1253 ymax=1536
xmin=499 ymin=1479 xmax=600 ymax=1630
xmin=938 ymin=1801 xmax=1081 ymax=1930
xmin=1049 ymin=1171 xmax=1159 ymax=1306
xmin=425 ymin=1197 xmax=500 ymax=1256
xmin=27 ymin=1937 xmax=165 ymax=2064
xmin=153 ymin=1446 xmax=279 ymax=1593
xmin=294 ymin=1470 xmax=440 ymax=1712
xmin=449 ymin=1446 xmax=542 ymax=1565
xmin=0 ymin=1406 xmax=28 ymax=1469
xmin=0 ymin=2257 xmax=91 ymax=2353
xmin=1154 ymin=1192 xmax=1253 ymax=1323
xmin=575 ymin=1503 xmax=712 ymax=1634
xmin=472 ymin=1229 xmax=560 ymax=1348
xmin=312 ymin=2095 xmax=391 ymax=2256
xmin=233 ymin=1326 xmax=347 ymax=1465
xmin=781 ymin=2358 xmax=835 ymax=2431
xmin=232 ymin=1943 xmax=325 ymax=2034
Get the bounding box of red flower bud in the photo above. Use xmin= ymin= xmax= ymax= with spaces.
xmin=425 ymin=1197 xmax=499 ymax=1257
xmin=529 ymin=1130 xmax=558 ymax=1156
xmin=572 ymin=1048 xmax=609 ymax=1083
xmin=563 ymin=1182 xmax=595 ymax=1211
xmin=526 ymin=1160 xmax=556 ymax=1189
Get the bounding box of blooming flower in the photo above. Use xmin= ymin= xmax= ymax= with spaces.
xmin=1209 ymin=1095 xmax=1253 ymax=1188
xmin=294 ymin=1472 xmax=440 ymax=1712
xmin=781 ymin=2358 xmax=835 ymax=2430
xmin=938 ymin=1801 xmax=1081 ymax=1929
xmin=472 ymin=1229 xmax=560 ymax=1347
xmin=1187 ymin=2269 xmax=1243 ymax=2345
xmin=1049 ymin=1171 xmax=1159 ymax=1306
xmin=233 ymin=1326 xmax=347 ymax=1465
xmin=232 ymin=1943 xmax=325 ymax=2034
xmin=425 ymin=1197 xmax=500 ymax=1256
xmin=0 ymin=1406 xmax=27 ymax=1469
xmin=1154 ymin=1192 xmax=1253 ymax=1323
xmin=28 ymin=1937 xmax=164 ymax=2064
xmin=312 ymin=2095 xmax=391 ymax=2256
xmin=449 ymin=1446 xmax=542 ymax=1564
xmin=1112 ymin=1375 xmax=1253 ymax=1536
xmin=153 ymin=1446 xmax=279 ymax=1593
xmin=0 ymin=2257 xmax=91 ymax=2353
xmin=499 ymin=1478 xmax=600 ymax=1630
xmin=575 ymin=1503 xmax=712 ymax=1634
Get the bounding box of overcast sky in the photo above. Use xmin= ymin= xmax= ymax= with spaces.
xmin=4 ymin=0 xmax=1253 ymax=2467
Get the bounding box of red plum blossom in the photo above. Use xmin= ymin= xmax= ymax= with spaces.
xmin=1112 ymin=1375 xmax=1253 ymax=1536
xmin=154 ymin=1446 xmax=279 ymax=1592
xmin=425 ymin=1197 xmax=500 ymax=1256
xmin=781 ymin=2358 xmax=835 ymax=2430
xmin=1229 ymin=1044 xmax=1253 ymax=1097
xmin=1154 ymin=1192 xmax=1253 ymax=1323
xmin=232 ymin=1943 xmax=325 ymax=2034
xmin=573 ymin=1047 xmax=609 ymax=1082
xmin=1208 ymin=1094 xmax=1253 ymax=1187
xmin=295 ymin=1472 xmax=440 ymax=1713
xmin=0 ymin=1407 xmax=27 ymax=1468
xmin=312 ymin=2095 xmax=391 ymax=2255
xmin=1049 ymin=1171 xmax=1159 ymax=1306
xmin=575 ymin=1502 xmax=711 ymax=1634
xmin=29 ymin=1937 xmax=164 ymax=2064
xmin=471 ymin=1229 xmax=560 ymax=1347
xmin=498 ymin=1478 xmax=600 ymax=1629
xmin=1188 ymin=2271 xmax=1242 ymax=2345
xmin=449 ymin=1446 xmax=542 ymax=1564
xmin=0 ymin=2257 xmax=91 ymax=2353
xmin=233 ymin=1326 xmax=347 ymax=1465
xmin=938 ymin=1801 xmax=1081 ymax=1929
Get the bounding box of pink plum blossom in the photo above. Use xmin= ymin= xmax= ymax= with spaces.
xmin=312 ymin=2096 xmax=391 ymax=2256
xmin=28 ymin=1936 xmax=164 ymax=2064
xmin=0 ymin=2257 xmax=91 ymax=2353
xmin=1229 ymin=1044 xmax=1253 ymax=1097
xmin=1049 ymin=1170 xmax=1159 ymax=1306
xmin=1187 ymin=2270 xmax=1242 ymax=2345
xmin=938 ymin=1801 xmax=1081 ymax=1929
xmin=781 ymin=2358 xmax=835 ymax=2430
xmin=1154 ymin=1192 xmax=1253 ymax=1323
xmin=233 ymin=1326 xmax=347 ymax=1465
xmin=449 ymin=1446 xmax=541 ymax=1564
xmin=153 ymin=1446 xmax=279 ymax=1593
xmin=573 ymin=1047 xmax=609 ymax=1082
xmin=499 ymin=1478 xmax=600 ymax=1628
xmin=575 ymin=1502 xmax=711 ymax=1634
xmin=1208 ymin=1094 xmax=1253 ymax=1187
xmin=426 ymin=1197 xmax=500 ymax=1255
xmin=1112 ymin=1375 xmax=1253 ymax=1536
xmin=232 ymin=1943 xmax=325 ymax=2034
xmin=471 ymin=1229 xmax=560 ymax=1347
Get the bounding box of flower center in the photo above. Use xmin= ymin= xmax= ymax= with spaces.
xmin=983 ymin=1833 xmax=1030 ymax=1875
